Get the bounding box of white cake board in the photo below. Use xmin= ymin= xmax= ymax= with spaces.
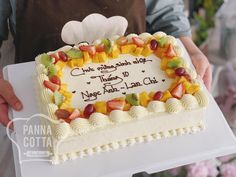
xmin=3 ymin=42 xmax=236 ymax=177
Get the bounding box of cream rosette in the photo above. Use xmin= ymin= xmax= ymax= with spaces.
xmin=109 ymin=110 xmax=131 ymax=123
xmin=166 ymin=98 xmax=183 ymax=113
xmin=194 ymin=90 xmax=209 ymax=107
xmin=89 ymin=113 xmax=111 ymax=127
xmin=147 ymin=101 xmax=166 ymax=113
xmin=129 ymin=106 xmax=149 ymax=119
xmin=181 ymin=94 xmax=198 ymax=110
xmin=53 ymin=122 xmax=71 ymax=140
xmin=70 ymin=118 xmax=91 ymax=135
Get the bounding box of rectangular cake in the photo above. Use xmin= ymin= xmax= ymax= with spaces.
xmin=35 ymin=32 xmax=209 ymax=164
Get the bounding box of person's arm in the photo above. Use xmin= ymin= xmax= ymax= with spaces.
xmin=145 ymin=0 xmax=212 ymax=90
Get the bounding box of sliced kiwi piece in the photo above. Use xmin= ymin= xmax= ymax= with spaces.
xmin=101 ymin=38 xmax=112 ymax=53
xmin=48 ymin=64 xmax=57 ymax=77
xmin=159 ymin=37 xmax=168 ymax=47
xmin=66 ymin=48 xmax=83 ymax=59
xmin=54 ymin=91 xmax=64 ymax=106
xmin=126 ymin=93 xmax=139 ymax=106
xmin=40 ymin=54 xmax=53 ymax=67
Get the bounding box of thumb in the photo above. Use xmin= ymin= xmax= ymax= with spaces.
xmin=0 ymin=80 xmax=23 ymax=111
xmin=192 ymin=59 xmax=206 ymax=79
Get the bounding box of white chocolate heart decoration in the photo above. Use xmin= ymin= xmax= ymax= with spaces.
xmin=61 ymin=13 xmax=128 ymax=45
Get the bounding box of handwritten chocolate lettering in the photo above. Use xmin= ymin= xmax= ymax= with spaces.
xmin=81 ymin=91 xmax=102 ymax=102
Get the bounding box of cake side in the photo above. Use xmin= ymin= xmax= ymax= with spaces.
xmin=34 ymin=32 xmax=209 ymax=163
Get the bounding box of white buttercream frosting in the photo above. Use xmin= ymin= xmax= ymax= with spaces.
xmin=166 ymin=98 xmax=182 ymax=113
xmin=126 ymin=33 xmax=138 ymax=43
xmin=109 ymin=110 xmax=131 ymax=123
xmin=186 ymin=68 xmax=197 ymax=79
xmin=36 ymin=64 xmax=47 ymax=75
xmin=89 ymin=113 xmax=111 ymax=127
xmin=165 ymin=35 xmax=177 ymax=46
xmin=194 ymin=90 xmax=209 ymax=107
xmin=174 ymin=45 xmax=183 ymax=57
xmin=70 ymin=118 xmax=91 ymax=135
xmin=147 ymin=101 xmax=166 ymax=113
xmin=153 ymin=31 xmax=167 ymax=39
xmin=41 ymin=88 xmax=53 ymax=103
xmin=92 ymin=39 xmax=102 ymax=45
xmin=53 ymin=122 xmax=70 ymax=140
xmin=47 ymin=103 xmax=58 ymax=120
xmin=37 ymin=74 xmax=49 ymax=87
xmin=129 ymin=106 xmax=149 ymax=119
xmin=110 ymin=35 xmax=120 ymax=41
xmin=181 ymin=94 xmax=198 ymax=110
xmin=139 ymin=32 xmax=152 ymax=42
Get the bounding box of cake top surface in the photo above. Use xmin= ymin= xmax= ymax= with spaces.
xmin=36 ymin=32 xmax=208 ymax=125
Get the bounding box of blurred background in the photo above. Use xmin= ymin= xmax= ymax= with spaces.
xmin=0 ymin=0 xmax=236 ymax=177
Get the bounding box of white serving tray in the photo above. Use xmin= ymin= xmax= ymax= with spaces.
xmin=3 ymin=52 xmax=236 ymax=177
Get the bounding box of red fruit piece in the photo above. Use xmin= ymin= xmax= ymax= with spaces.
xmin=107 ymin=100 xmax=125 ymax=111
xmin=116 ymin=36 xmax=128 ymax=46
xmin=96 ymin=44 xmax=105 ymax=52
xmin=79 ymin=45 xmax=96 ymax=56
xmin=50 ymin=53 xmax=60 ymax=64
xmin=150 ymin=39 xmax=158 ymax=50
xmin=132 ymin=37 xmax=145 ymax=47
xmin=55 ymin=109 xmax=71 ymax=119
xmin=49 ymin=75 xmax=61 ymax=86
xmin=43 ymin=80 xmax=59 ymax=92
xmin=165 ymin=44 xmax=176 ymax=58
xmin=68 ymin=109 xmax=80 ymax=120
xmin=175 ymin=67 xmax=186 ymax=76
xmin=58 ymin=51 xmax=68 ymax=62
xmin=153 ymin=91 xmax=163 ymax=101
xmin=84 ymin=104 xmax=96 ymax=118
xmin=171 ymin=83 xmax=185 ymax=99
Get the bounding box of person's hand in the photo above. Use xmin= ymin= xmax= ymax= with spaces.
xmin=189 ymin=52 xmax=212 ymax=90
xmin=0 ymin=69 xmax=23 ymax=128
xmin=180 ymin=36 xmax=212 ymax=91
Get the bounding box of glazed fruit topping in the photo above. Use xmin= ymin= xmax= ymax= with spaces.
xmin=171 ymin=83 xmax=185 ymax=99
xmin=153 ymin=91 xmax=163 ymax=101
xmin=132 ymin=37 xmax=145 ymax=47
xmin=55 ymin=109 xmax=71 ymax=119
xmin=107 ymin=100 xmax=125 ymax=111
xmin=150 ymin=39 xmax=158 ymax=50
xmin=68 ymin=109 xmax=81 ymax=120
xmin=49 ymin=75 xmax=61 ymax=86
xmin=84 ymin=104 xmax=96 ymax=118
xmin=79 ymin=45 xmax=96 ymax=56
xmin=116 ymin=36 xmax=128 ymax=46
xmin=175 ymin=67 xmax=186 ymax=76
xmin=165 ymin=44 xmax=176 ymax=58
xmin=58 ymin=51 xmax=68 ymax=62
xmin=43 ymin=80 xmax=59 ymax=92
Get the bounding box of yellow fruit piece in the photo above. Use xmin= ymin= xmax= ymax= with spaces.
xmin=161 ymin=90 xmax=172 ymax=102
xmin=98 ymin=52 xmax=108 ymax=63
xmin=55 ymin=61 xmax=67 ymax=70
xmin=64 ymin=92 xmax=72 ymax=99
xmin=95 ymin=101 xmax=107 ymax=114
xmin=92 ymin=54 xmax=100 ymax=63
xmin=83 ymin=52 xmax=92 ymax=64
xmin=186 ymin=84 xmax=200 ymax=94
xmin=133 ymin=47 xmax=143 ymax=56
xmin=160 ymin=58 xmax=169 ymax=70
xmin=114 ymin=97 xmax=125 ymax=101
xmin=183 ymin=81 xmax=191 ymax=90
xmin=60 ymin=84 xmax=68 ymax=90
xmin=67 ymin=60 xmax=75 ymax=68
xmin=56 ymin=69 xmax=63 ymax=77
xmin=149 ymin=91 xmax=155 ymax=100
xmin=75 ymin=59 xmax=84 ymax=67
xmin=139 ymin=91 xmax=150 ymax=107
xmin=110 ymin=49 xmax=120 ymax=58
xmin=178 ymin=76 xmax=188 ymax=84
xmin=165 ymin=69 xmax=175 ymax=78
xmin=142 ymin=44 xmax=153 ymax=57
xmin=60 ymin=102 xmax=71 ymax=109
xmin=123 ymin=103 xmax=131 ymax=111
xmin=121 ymin=44 xmax=137 ymax=54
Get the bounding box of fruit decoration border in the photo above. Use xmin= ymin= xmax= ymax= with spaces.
xmin=39 ymin=33 xmax=201 ymax=123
